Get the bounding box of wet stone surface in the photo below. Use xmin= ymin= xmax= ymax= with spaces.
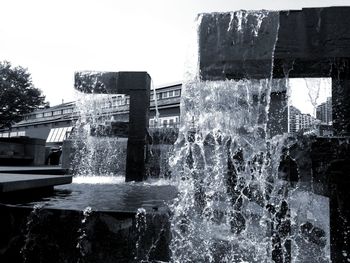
xmin=0 ymin=180 xmax=177 ymax=263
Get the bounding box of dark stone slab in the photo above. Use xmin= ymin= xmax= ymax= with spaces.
xmin=0 ymin=137 xmax=46 ymax=166
xmin=198 ymin=10 xmax=279 ymax=80
xmin=332 ymin=61 xmax=350 ymax=136
xmin=0 ymin=205 xmax=171 ymax=263
xmin=198 ymin=7 xmax=350 ymax=135
xmin=74 ymin=71 xmax=150 ymax=94
xmin=0 ymin=174 xmax=72 ymax=193
xmin=0 ymin=182 xmax=177 ymax=262
xmin=0 ymin=166 xmax=67 ymax=175
xmin=199 ymin=7 xmax=350 ymax=80
xmin=309 ymin=137 xmax=350 ymax=262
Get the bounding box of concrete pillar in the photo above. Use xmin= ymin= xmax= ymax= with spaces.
xmin=125 ymin=78 xmax=151 ymax=182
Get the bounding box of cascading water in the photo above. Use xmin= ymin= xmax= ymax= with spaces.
xmin=168 ymin=10 xmax=330 ymax=262
xmin=169 ymin=80 xmax=288 ymax=262
xmin=152 ymin=79 xmax=160 ymax=128
xmin=77 ymin=206 xmax=93 ymax=262
xmin=134 ymin=208 xmax=147 ymax=261
xmin=72 ymin=91 xmax=128 ymax=177
xmin=21 ymin=204 xmax=45 ymax=263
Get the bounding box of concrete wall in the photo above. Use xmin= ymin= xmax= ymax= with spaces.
xmin=0 ymin=137 xmax=46 ymax=166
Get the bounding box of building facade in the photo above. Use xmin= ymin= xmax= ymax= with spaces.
xmin=289 ymin=105 xmax=316 ymax=133
xmin=0 ymin=83 xmax=182 ymax=145
xmin=2 ymin=83 xmax=333 ymax=144
xmin=316 ymin=97 xmax=332 ymax=125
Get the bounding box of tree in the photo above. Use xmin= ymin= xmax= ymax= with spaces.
xmin=0 ymin=61 xmax=45 ymax=129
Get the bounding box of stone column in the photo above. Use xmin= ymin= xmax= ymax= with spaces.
xmin=124 ymin=74 xmax=151 ymax=182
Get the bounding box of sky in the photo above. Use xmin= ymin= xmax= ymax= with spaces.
xmin=0 ymin=0 xmax=347 ymax=108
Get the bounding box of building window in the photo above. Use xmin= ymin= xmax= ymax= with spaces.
xmin=63 ymin=108 xmax=73 ymax=114
xmin=1 ymin=132 xmax=9 ymax=138
xmin=36 ymin=113 xmax=43 ymax=118
xmin=174 ymin=89 xmax=181 ymax=97
xmin=44 ymin=112 xmax=52 ymax=117
xmin=53 ymin=110 xmax=62 ymax=116
xmin=18 ymin=131 xmax=25 ymax=136
xmin=113 ymin=96 xmax=125 ymax=107
xmin=46 ymin=127 xmax=73 ymax=143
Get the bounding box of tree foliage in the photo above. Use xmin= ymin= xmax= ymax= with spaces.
xmin=0 ymin=61 xmax=45 ymax=129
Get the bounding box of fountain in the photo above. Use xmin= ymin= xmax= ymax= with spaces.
xmin=74 ymin=71 xmax=151 ymax=182
xmin=0 ymin=6 xmax=350 ymax=263
xmin=168 ymin=7 xmax=349 ymax=262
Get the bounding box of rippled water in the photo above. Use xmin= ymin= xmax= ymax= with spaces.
xmin=8 ymin=177 xmax=177 ymax=213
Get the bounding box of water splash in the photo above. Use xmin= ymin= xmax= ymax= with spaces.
xmin=169 ymin=80 xmax=287 ymax=262
xmin=169 ymin=9 xmax=332 ymax=262
xmin=73 ymin=175 xmax=125 ymax=184
xmin=77 ymin=206 xmax=93 ymax=262
xmin=227 ymin=10 xmax=269 ymax=44
xmin=21 ymin=204 xmax=45 ymax=263
xmin=135 ymin=208 xmax=147 ymax=261
xmin=152 ymin=79 xmax=160 ymax=127
xmin=72 ymin=91 xmax=127 ymax=177
xmin=169 ymin=10 xmax=292 ymax=262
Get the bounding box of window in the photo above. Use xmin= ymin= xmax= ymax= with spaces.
xmin=46 ymin=127 xmax=73 ymax=143
xmin=44 ymin=112 xmax=52 ymax=117
xmin=162 ymin=92 xmax=169 ymax=99
xmin=53 ymin=110 xmax=62 ymax=116
xmin=174 ymin=89 xmax=181 ymax=96
xmin=117 ymin=97 xmax=125 ymax=106
xmin=36 ymin=113 xmax=43 ymax=118
xmin=0 ymin=132 xmax=9 ymax=138
xmin=63 ymin=108 xmax=73 ymax=114
xmin=18 ymin=131 xmax=25 ymax=136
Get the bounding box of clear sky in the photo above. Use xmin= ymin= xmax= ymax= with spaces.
xmin=0 ymin=0 xmax=347 ymax=106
